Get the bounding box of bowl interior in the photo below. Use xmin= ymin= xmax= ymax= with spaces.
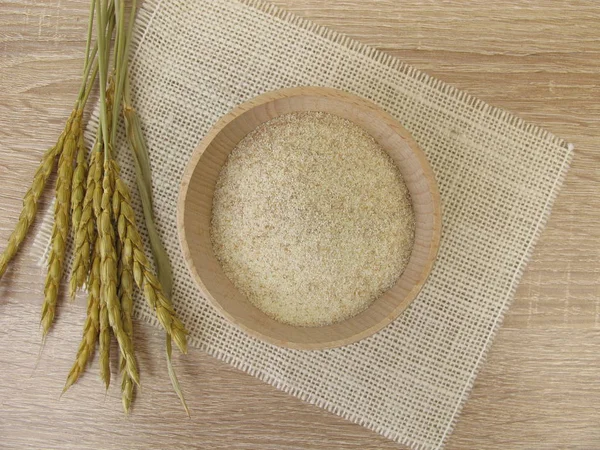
xmin=178 ymin=87 xmax=441 ymax=350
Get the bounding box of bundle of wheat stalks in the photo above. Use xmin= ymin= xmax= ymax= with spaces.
xmin=0 ymin=0 xmax=188 ymax=414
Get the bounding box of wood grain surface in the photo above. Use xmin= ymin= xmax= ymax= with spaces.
xmin=0 ymin=1 xmax=598 ymax=449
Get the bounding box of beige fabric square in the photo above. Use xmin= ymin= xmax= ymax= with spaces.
xmin=36 ymin=0 xmax=574 ymax=448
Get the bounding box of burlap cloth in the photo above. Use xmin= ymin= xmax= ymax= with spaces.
xmin=36 ymin=0 xmax=574 ymax=448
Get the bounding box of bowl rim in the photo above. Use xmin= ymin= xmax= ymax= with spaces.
xmin=177 ymin=86 xmax=442 ymax=350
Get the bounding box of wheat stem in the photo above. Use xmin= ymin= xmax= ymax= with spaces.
xmin=82 ymin=0 xmax=96 ymax=75
xmin=166 ymin=334 xmax=190 ymax=417
xmin=111 ymin=0 xmax=127 ymax=146
xmin=80 ymin=2 xmax=116 ymax=107
xmin=95 ymin=0 xmax=110 ymax=151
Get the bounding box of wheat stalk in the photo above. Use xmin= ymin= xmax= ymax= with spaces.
xmin=99 ymin=159 xmax=140 ymax=387
xmin=69 ymin=147 xmax=101 ymax=297
xmin=63 ymin=236 xmax=101 ymax=393
xmin=0 ymin=0 xmax=187 ymax=412
xmin=41 ymin=109 xmax=82 ymax=336
xmin=0 ymin=111 xmax=77 ymax=281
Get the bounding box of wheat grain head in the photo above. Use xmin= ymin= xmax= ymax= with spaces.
xmin=41 ymin=109 xmax=82 ymax=336
xmin=116 ymin=178 xmax=136 ymax=413
xmin=0 ymin=110 xmax=77 ymax=280
xmin=71 ymin=123 xmax=88 ymax=231
xmin=99 ymin=285 xmax=111 ymax=390
xmin=69 ymin=146 xmax=102 ymax=298
xmin=63 ymin=235 xmax=101 ymax=393
xmin=98 ymin=160 xmax=140 ymax=387
xmin=112 ymin=175 xmax=188 ymax=354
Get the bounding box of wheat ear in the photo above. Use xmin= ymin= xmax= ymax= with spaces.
xmin=41 ymin=109 xmax=82 ymax=336
xmin=0 ymin=111 xmax=75 ymax=280
xmin=99 ymin=159 xmax=140 ymax=387
xmin=99 ymin=287 xmax=111 ymax=389
xmin=123 ymin=92 xmax=173 ymax=298
xmin=63 ymin=236 xmax=101 ymax=393
xmin=112 ymin=173 xmax=188 ymax=353
xmin=112 ymin=168 xmax=188 ymax=413
xmin=118 ymin=235 xmax=135 ymax=413
xmin=69 ymin=147 xmax=102 ymax=297
xmin=121 ymin=365 xmax=135 ymax=414
xmin=71 ymin=123 xmax=88 ymax=231
xmin=96 ymin=79 xmax=115 ymax=389
xmin=80 ymin=144 xmax=109 ymax=389
xmin=115 ymin=163 xmax=136 ymax=413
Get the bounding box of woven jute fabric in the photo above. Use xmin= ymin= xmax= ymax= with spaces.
xmin=35 ymin=0 xmax=573 ymax=448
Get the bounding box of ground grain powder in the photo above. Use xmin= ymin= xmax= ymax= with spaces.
xmin=211 ymin=112 xmax=415 ymax=327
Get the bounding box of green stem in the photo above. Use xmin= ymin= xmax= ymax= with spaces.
xmin=123 ymin=78 xmax=153 ymax=210
xmin=77 ymin=46 xmax=96 ymax=103
xmin=82 ymin=0 xmax=96 ymax=74
xmin=124 ymin=0 xmax=137 ymax=64
xmin=166 ymin=335 xmax=190 ymax=417
xmin=111 ymin=0 xmax=128 ymax=146
xmin=95 ymin=0 xmax=110 ymax=154
xmin=76 ymin=0 xmax=115 ymax=105
xmin=81 ymin=60 xmax=99 ymax=107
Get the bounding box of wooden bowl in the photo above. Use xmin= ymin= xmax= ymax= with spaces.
xmin=178 ymin=87 xmax=441 ymax=350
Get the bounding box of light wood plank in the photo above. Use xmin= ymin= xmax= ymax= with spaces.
xmin=1 ymin=1 xmax=598 ymax=448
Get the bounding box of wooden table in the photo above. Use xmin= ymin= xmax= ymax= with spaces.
xmin=1 ymin=1 xmax=598 ymax=448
